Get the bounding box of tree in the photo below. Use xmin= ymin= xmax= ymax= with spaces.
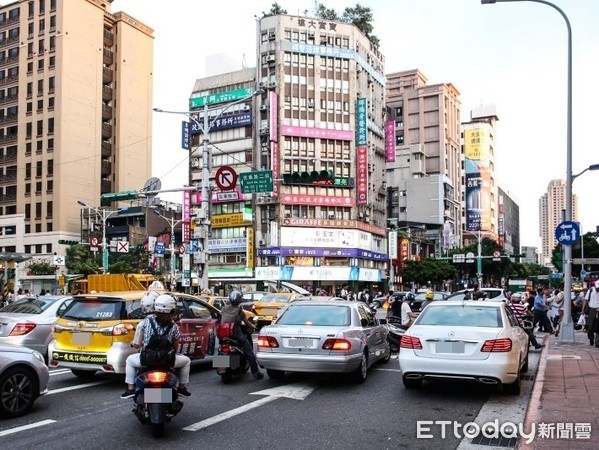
xmin=551 ymin=232 xmax=599 ymax=273
xmin=401 ymin=258 xmax=458 ymax=287
xmin=27 ymin=262 xmax=56 ymax=275
xmin=313 ymin=2 xmax=339 ymax=20
xmin=65 ymin=244 xmax=100 ymax=276
xmin=262 ymin=2 xmax=287 ymax=17
xmin=341 ymin=4 xmax=379 ymax=47
xmin=109 ymin=246 xmax=158 ymax=275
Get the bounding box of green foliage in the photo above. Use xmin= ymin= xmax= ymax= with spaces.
xmin=65 ymin=244 xmax=100 ymax=276
xmin=312 ymin=2 xmax=379 ymax=47
xmin=262 ymin=2 xmax=287 ymax=17
xmin=27 ymin=262 xmax=56 ymax=275
xmin=401 ymin=258 xmax=458 ymax=286
xmin=313 ymin=2 xmax=339 ymax=20
xmin=109 ymin=246 xmax=158 ymax=275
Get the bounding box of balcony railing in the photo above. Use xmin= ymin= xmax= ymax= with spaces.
xmin=0 ymin=150 xmax=17 ymax=163
xmin=0 ymin=193 xmax=16 ymax=203
xmin=0 ymin=16 xmax=20 ymax=29
xmin=0 ymin=172 xmax=17 ymax=185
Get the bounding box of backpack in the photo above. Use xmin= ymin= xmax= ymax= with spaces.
xmin=140 ymin=318 xmax=176 ymax=368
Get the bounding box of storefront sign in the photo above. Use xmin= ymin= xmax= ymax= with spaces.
xmin=281 ymin=194 xmax=354 ymax=207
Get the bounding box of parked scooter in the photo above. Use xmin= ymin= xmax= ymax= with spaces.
xmin=213 ymin=322 xmax=250 ymax=383
xmin=131 ymin=367 xmax=184 ymax=438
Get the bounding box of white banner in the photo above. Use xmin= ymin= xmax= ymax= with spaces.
xmin=280 ymin=227 xmax=372 ymax=250
xmin=388 ymin=231 xmax=398 ymax=259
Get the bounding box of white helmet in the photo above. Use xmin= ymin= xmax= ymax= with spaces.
xmin=154 ymin=294 xmax=176 ymax=314
xmin=141 ymin=291 xmax=159 ymax=313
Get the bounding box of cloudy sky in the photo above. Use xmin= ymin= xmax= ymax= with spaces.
xmin=108 ymin=1 xmax=597 ymax=248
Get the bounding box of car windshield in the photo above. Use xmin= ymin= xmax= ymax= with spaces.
xmin=0 ymin=298 xmax=55 ymax=314
xmin=62 ymin=298 xmax=126 ymax=321
xmin=277 ymin=305 xmax=351 ymax=326
xmin=417 ymin=305 xmax=502 ymax=328
xmin=259 ymin=295 xmax=292 ymax=303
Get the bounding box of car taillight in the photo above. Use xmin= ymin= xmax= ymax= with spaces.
xmin=9 ymin=322 xmax=37 ymax=336
xmin=322 ymin=339 xmax=351 ymax=351
xmin=400 ymin=335 xmax=423 ymax=349
xmin=146 ymin=371 xmax=168 ymax=384
xmin=219 ymin=344 xmax=232 ymax=353
xmin=481 ymin=338 xmax=512 ymax=352
xmin=257 ymin=336 xmax=279 ymax=348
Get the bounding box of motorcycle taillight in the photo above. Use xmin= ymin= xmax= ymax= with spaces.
xmin=220 ymin=344 xmax=232 ymax=353
xmin=144 ymin=371 xmax=168 ymax=384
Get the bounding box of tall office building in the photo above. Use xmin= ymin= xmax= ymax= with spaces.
xmin=385 ymin=69 xmax=462 ymax=256
xmin=539 ymin=179 xmax=578 ymax=265
xmin=0 ymin=1 xmax=153 ymax=266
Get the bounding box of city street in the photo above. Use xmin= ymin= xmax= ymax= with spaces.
xmin=0 ymin=346 xmax=543 ymax=449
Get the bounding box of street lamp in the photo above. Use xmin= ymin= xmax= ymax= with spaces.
xmin=153 ymin=88 xmax=264 ymax=290
xmin=153 ymin=209 xmax=182 ymax=291
xmin=482 ymin=0 xmax=574 ymax=342
xmin=463 ymin=229 xmax=483 ymax=287
xmin=77 ymin=200 xmax=118 ymax=274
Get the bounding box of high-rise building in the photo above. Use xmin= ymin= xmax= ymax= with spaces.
xmin=497 ymin=186 xmax=520 ymax=257
xmin=539 ymin=179 xmax=578 ymax=265
xmin=385 ymin=69 xmax=462 ymax=256
xmin=0 ymin=0 xmax=153 ymax=271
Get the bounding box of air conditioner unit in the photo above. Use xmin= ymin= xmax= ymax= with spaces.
xmin=258 ymin=240 xmax=266 ymax=246
xmin=259 ymin=127 xmax=269 ymax=135
xmin=266 ymin=55 xmax=275 ymax=62
xmin=260 ymin=105 xmax=268 ymax=111
xmin=268 ymin=32 xmax=276 ymax=41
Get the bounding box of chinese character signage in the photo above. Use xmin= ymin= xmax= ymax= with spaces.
xmin=281 ymin=194 xmax=355 ymax=207
xmin=271 ymin=142 xmax=279 ymax=198
xmin=281 ymin=125 xmax=353 ymax=141
xmin=183 ymin=187 xmax=191 ymax=242
xmin=388 ymin=231 xmax=398 ymax=259
xmin=464 ymin=129 xmax=491 ymax=231
xmin=190 ymin=88 xmax=253 ymax=108
xmin=385 ymin=120 xmax=395 ymax=162
xmin=188 ymin=112 xmax=252 ymax=134
xmin=181 ymin=121 xmax=190 ymax=150
xmin=269 ymin=91 xmax=278 ymax=143
xmin=356 ymin=98 xmax=368 ymax=146
xmin=246 ymin=228 xmax=255 ymax=269
xmin=356 ymin=146 xmax=368 ymax=205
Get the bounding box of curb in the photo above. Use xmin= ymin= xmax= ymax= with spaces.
xmin=517 ymin=333 xmax=550 ymax=450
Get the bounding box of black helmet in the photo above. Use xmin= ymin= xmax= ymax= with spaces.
xmin=228 ymin=290 xmax=243 ymax=306
xmin=405 ymin=292 xmax=415 ymax=301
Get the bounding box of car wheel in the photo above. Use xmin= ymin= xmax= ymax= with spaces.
xmin=351 ymin=351 xmax=368 ymax=383
xmin=0 ymin=366 xmax=38 ymax=418
xmin=503 ymin=369 xmax=521 ymax=395
xmin=522 ymin=349 xmax=529 ymax=373
xmin=402 ymin=375 xmax=422 ymax=389
xmin=266 ymin=369 xmax=285 ymax=379
xmin=220 ymin=372 xmax=233 ymax=384
xmin=71 ymin=369 xmax=96 ymax=379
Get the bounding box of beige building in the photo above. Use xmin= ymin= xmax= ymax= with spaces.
xmin=0 ymin=0 xmax=153 ymax=272
xmin=539 ymin=179 xmax=578 ymax=266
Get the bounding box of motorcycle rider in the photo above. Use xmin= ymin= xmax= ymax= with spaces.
xmin=420 ymin=291 xmax=435 ymax=311
xmin=121 ymin=293 xmax=192 ymax=399
xmin=221 ymin=290 xmax=264 ymax=380
xmin=400 ymin=293 xmax=418 ymax=328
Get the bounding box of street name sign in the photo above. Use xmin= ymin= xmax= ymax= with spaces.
xmin=239 ymin=170 xmax=274 ymax=194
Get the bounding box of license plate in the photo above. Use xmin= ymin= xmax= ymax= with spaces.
xmin=436 ymin=341 xmax=465 ymax=353
xmin=287 ymin=338 xmax=315 ymax=348
xmin=213 ymin=354 xmax=241 ymax=368
xmin=144 ymin=388 xmax=173 ymax=404
xmin=72 ymin=332 xmax=91 ymax=346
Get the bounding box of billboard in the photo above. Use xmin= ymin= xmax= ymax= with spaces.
xmin=464 ymin=129 xmax=492 ymax=231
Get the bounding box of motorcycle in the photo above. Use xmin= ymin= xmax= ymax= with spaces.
xmin=386 ymin=316 xmax=407 ymax=352
xmin=131 ymin=368 xmax=184 ymax=438
xmin=213 ymin=322 xmax=250 ymax=383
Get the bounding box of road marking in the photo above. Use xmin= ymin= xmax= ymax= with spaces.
xmin=0 ymin=419 xmax=56 ymax=437
xmin=46 ymin=380 xmax=112 ymax=395
xmin=183 ymin=381 xmax=317 ymax=432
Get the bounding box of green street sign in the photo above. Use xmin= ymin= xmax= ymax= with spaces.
xmin=190 ymin=88 xmax=252 ymax=108
xmin=239 ymin=170 xmax=274 ymax=194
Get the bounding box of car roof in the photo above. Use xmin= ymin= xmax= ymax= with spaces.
xmin=428 ymin=300 xmax=503 ymax=307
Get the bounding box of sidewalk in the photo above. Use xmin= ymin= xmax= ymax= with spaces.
xmin=519 ymin=327 xmax=599 ymax=449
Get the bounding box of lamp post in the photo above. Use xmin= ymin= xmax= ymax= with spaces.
xmin=464 ymin=229 xmax=483 ymax=287
xmin=153 ymin=209 xmax=182 ymax=291
xmin=153 ymin=88 xmax=263 ymax=290
xmin=77 ymin=200 xmax=118 ymax=274
xmin=482 ymin=0 xmax=574 ymax=342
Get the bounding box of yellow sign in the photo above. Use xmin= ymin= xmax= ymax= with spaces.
xmin=211 ymin=213 xmax=253 ymax=229
xmin=246 ymin=228 xmax=255 ymax=269
xmin=464 ymin=129 xmax=489 ymax=161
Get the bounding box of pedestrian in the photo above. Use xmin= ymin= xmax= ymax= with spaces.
xmin=347 ymin=290 xmax=356 ymax=301
xmin=507 ymin=295 xmax=544 ymax=349
xmin=550 ymin=290 xmax=564 ymax=331
xmin=533 ymin=287 xmax=553 ymax=334
xmin=360 ymin=289 xmax=370 ymax=304
xmin=339 ymin=285 xmax=348 ymax=300
xmin=40 ymin=289 xmax=46 ymax=296
xmin=582 ymin=280 xmax=599 ymax=346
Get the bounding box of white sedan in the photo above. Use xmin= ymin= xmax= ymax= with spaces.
xmin=398 ymin=300 xmax=529 ymax=395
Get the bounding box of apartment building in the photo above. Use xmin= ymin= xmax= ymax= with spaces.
xmin=0 ymin=0 xmax=153 ymax=281
xmin=539 ymin=179 xmax=578 ymax=265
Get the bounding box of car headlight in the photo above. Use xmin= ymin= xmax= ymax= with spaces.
xmin=33 ymin=350 xmax=45 ymax=363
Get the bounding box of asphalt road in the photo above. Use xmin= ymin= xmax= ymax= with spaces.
xmin=0 ymin=347 xmax=540 ymax=450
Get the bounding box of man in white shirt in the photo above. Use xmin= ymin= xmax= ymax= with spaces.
xmin=583 ymin=280 xmax=599 ymax=346
xmin=401 ymin=296 xmax=417 ymax=328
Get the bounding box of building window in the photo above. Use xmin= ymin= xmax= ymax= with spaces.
xmin=35 ymin=244 xmax=42 ymax=253
xmin=46 ymin=222 xmax=52 ymax=232
xmin=47 ymin=117 xmax=54 ymax=134
xmin=35 ymin=181 xmax=41 ymax=194
xmin=36 ymin=140 xmax=42 ymax=153
xmin=48 ymin=76 xmax=54 ymax=93
xmin=47 ymin=159 xmax=53 ymax=176
xmin=25 ymin=225 xmax=30 ymax=233
xmin=27 ymin=61 xmax=33 ymax=73
xmin=46 ymin=179 xmax=52 ymax=192
xmin=49 ymin=55 xmax=55 ymax=68
xmin=396 ymin=134 xmax=404 ymax=145
xmin=25 ymin=163 xmax=31 ymax=178
xmin=25 ymin=203 xmax=31 ymax=219
xmin=27 ymin=102 xmax=33 ymax=114
xmin=48 ymin=97 xmax=54 ymax=109
xmin=46 ymin=200 xmax=52 ymax=217
xmin=25 ymin=183 xmax=31 ymax=194
xmin=36 ymin=119 xmax=43 ymax=136
xmin=25 ymin=142 xmax=32 ymax=155
xmin=35 ymin=202 xmax=41 ymax=219
xmin=37 ymin=79 xmax=43 ymax=95
xmin=37 ymin=99 xmax=43 ymax=111
xmin=37 ymin=58 xmax=44 ymax=71
xmin=36 ymin=161 xmax=42 ymax=177
xmin=47 ymin=137 xmax=53 ymax=150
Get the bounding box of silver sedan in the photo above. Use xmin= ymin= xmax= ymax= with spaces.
xmin=0 ymin=344 xmax=49 ymax=418
xmin=256 ymin=300 xmax=390 ymax=383
xmin=0 ymin=295 xmax=73 ymax=360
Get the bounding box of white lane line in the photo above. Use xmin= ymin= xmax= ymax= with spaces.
xmin=183 ymin=396 xmax=277 ymax=431
xmin=372 ymin=368 xmax=402 ymax=372
xmin=49 ymin=369 xmax=72 ymax=376
xmin=46 ymin=380 xmax=112 ymax=395
xmin=0 ymin=419 xmax=56 ymax=437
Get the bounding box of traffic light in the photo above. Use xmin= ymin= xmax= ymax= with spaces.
xmin=283 ymin=170 xmax=334 ymax=185
xmin=100 ymin=190 xmax=139 ymax=204
xmin=58 ymin=240 xmax=79 ymax=245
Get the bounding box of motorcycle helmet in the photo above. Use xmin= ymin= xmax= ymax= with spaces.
xmin=425 ymin=291 xmax=434 ymax=301
xmin=141 ymin=291 xmax=159 ymax=313
xmin=154 ymin=294 xmax=176 ymax=314
xmin=228 ymin=290 xmax=243 ymax=306
xmin=405 ymin=292 xmax=415 ymax=301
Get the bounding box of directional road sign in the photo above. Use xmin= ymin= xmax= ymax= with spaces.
xmin=90 ymin=236 xmax=99 ymax=248
xmin=555 ymin=221 xmax=580 ymax=246
xmin=452 ymin=254 xmax=465 ymax=263
xmin=215 ymin=165 xmax=238 ymax=191
xmin=239 ymin=170 xmax=274 ymax=194
xmin=572 ymin=258 xmax=599 ymax=265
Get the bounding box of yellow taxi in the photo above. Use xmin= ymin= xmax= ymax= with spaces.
xmin=251 ymin=292 xmax=301 ymax=328
xmin=48 ymin=291 xmax=222 ymax=378
xmin=198 ymin=294 xmax=257 ymax=323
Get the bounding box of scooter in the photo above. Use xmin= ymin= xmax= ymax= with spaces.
xmin=132 ymin=368 xmax=184 ymax=438
xmin=386 ymin=316 xmax=407 ymax=352
xmin=213 ymin=322 xmax=250 ymax=383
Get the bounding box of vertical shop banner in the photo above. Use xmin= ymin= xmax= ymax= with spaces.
xmin=183 ymin=186 xmax=191 ymax=242
xmin=388 ymin=231 xmax=398 ymax=259
xmin=181 ymin=121 xmax=190 ymax=150
xmin=399 ymin=239 xmax=409 ymax=267
xmin=246 ymin=227 xmax=255 ymax=269
xmin=464 ymin=129 xmax=491 ymax=231
xmin=356 ymin=146 xmax=368 ymax=205
xmin=385 ymin=120 xmax=396 ymax=162
xmin=271 ymin=141 xmax=279 ymax=197
xmin=356 ymin=98 xmax=368 ymax=146
xmin=269 ymin=91 xmax=278 ymax=143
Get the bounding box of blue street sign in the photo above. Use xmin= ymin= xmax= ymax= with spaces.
xmin=555 ymin=221 xmax=580 ymax=246
xmin=154 ymin=242 xmax=166 ymax=255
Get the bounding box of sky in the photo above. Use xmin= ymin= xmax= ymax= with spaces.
xmin=103 ymin=1 xmax=599 ymax=249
